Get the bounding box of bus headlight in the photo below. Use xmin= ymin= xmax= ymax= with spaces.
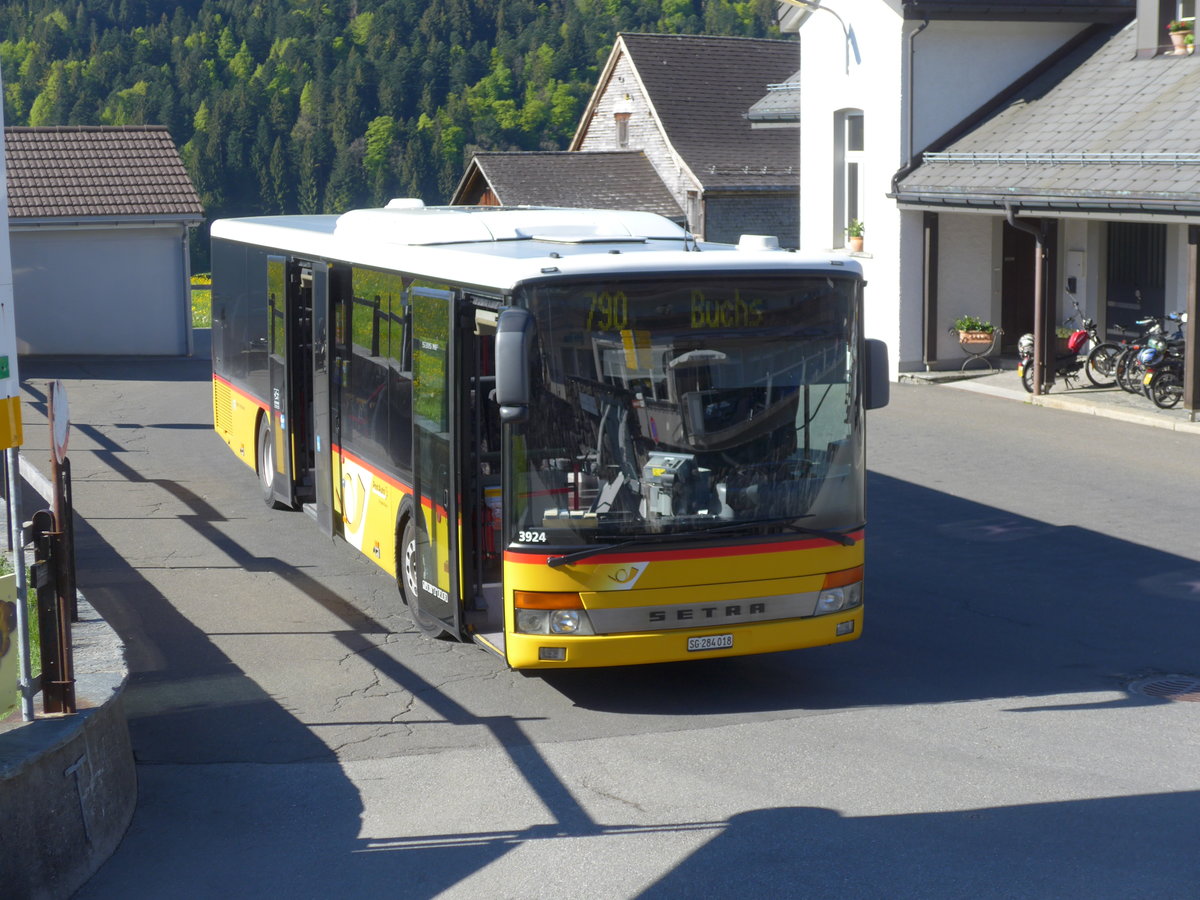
xmin=516 ymin=609 xmax=550 ymax=634
xmin=514 ymin=591 xmax=595 ymax=635
xmin=550 ymin=610 xmax=582 ymax=634
xmin=816 ymin=581 xmax=863 ymax=615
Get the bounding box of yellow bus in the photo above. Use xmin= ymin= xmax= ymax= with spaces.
xmin=210 ymin=203 xmax=888 ymax=669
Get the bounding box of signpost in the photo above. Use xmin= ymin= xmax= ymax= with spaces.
xmin=0 ymin=66 xmax=31 ymax=720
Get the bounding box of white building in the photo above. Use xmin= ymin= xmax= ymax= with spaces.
xmin=787 ymin=0 xmax=1200 ymax=416
xmin=7 ymin=126 xmax=203 ymax=356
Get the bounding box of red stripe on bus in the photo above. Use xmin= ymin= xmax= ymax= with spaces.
xmin=331 ymin=443 xmax=415 ymax=497
xmin=215 ymin=374 xmax=269 ymax=411
xmin=504 ymin=531 xmax=864 ymax=565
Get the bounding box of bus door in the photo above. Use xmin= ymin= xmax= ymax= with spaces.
xmin=309 ymin=263 xmax=334 ymax=536
xmin=266 ymin=256 xmax=333 ymax=536
xmin=266 ymin=255 xmax=298 ymax=508
xmin=410 ymin=286 xmax=463 ymax=637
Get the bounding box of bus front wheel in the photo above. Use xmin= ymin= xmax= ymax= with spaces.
xmin=400 ymin=518 xmax=448 ymax=639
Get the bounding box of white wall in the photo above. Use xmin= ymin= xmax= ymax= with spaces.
xmin=934 ymin=212 xmax=996 ymax=361
xmin=909 ymin=20 xmax=1087 ymax=153
xmin=12 ymin=225 xmax=190 ymax=355
xmin=796 ymin=1 xmax=1091 ymax=376
xmin=797 ymin=1 xmax=906 ymax=371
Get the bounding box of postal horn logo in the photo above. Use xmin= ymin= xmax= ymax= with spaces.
xmin=609 ymin=566 xmax=640 ymax=585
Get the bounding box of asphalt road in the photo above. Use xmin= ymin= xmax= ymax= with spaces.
xmin=16 ymin=353 xmax=1199 ymax=899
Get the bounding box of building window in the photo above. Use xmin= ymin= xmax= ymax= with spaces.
xmin=615 ymin=112 xmax=630 ymax=149
xmin=833 ymin=109 xmax=864 ymax=248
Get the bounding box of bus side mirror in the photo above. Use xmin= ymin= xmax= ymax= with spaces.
xmin=496 ymin=307 xmax=535 ymax=423
xmin=864 ymin=338 xmax=890 ymax=410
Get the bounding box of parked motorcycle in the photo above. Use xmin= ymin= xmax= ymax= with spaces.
xmin=1113 ymin=313 xmax=1185 ymax=394
xmin=1018 ymin=308 xmax=1095 ymax=393
xmin=1140 ymin=335 xmax=1186 ymax=409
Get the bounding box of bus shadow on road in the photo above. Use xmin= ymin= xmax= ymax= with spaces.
xmin=539 ymin=469 xmax=1200 ymax=716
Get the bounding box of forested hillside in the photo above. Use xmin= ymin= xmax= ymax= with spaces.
xmin=0 ymin=0 xmax=779 ymax=253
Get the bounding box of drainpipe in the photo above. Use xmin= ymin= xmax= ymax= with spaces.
xmin=1006 ymin=204 xmax=1046 ymax=396
xmin=904 ymin=18 xmax=932 ymax=367
xmin=904 ymin=18 xmax=930 ymax=168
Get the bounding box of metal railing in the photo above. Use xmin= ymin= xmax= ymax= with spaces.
xmin=922 ymin=151 xmax=1200 ymax=167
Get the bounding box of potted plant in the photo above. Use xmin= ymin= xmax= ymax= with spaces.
xmin=846 ymin=219 xmax=864 ymax=252
xmin=1168 ymin=19 xmax=1192 ymax=53
xmin=951 ymin=314 xmax=994 ymax=346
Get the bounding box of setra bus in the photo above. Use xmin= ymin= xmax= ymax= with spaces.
xmin=210 ymin=202 xmax=888 ymax=669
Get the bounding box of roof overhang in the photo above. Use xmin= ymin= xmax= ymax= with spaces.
xmin=893 ymin=189 xmax=1200 ymax=223
xmin=10 ymin=214 xmax=204 ymax=230
xmin=902 ymin=1 xmax=1134 ymax=23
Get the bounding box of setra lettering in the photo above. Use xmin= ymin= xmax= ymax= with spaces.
xmin=647 ymin=601 xmax=767 ymax=624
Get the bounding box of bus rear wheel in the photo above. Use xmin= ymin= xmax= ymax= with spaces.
xmin=257 ymin=416 xmax=288 ymax=510
xmin=257 ymin=416 xmax=275 ymax=507
xmin=400 ymin=518 xmax=447 ymax=639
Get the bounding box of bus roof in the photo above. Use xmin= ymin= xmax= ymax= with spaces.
xmin=210 ymin=204 xmax=862 ymax=291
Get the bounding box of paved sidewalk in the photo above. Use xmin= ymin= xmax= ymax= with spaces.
xmin=900 ymin=368 xmax=1200 ymax=436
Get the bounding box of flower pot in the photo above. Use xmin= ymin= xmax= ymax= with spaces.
xmin=958 ymin=330 xmax=993 ymax=346
xmin=848 ymin=236 xmax=863 ymax=253
xmin=1170 ymin=31 xmax=1191 ymax=54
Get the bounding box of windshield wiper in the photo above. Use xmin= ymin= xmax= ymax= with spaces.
xmin=545 ymin=517 xmax=861 ymax=568
xmin=704 ymin=515 xmax=862 ymax=546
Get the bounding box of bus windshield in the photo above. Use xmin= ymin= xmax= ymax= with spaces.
xmin=507 ymin=274 xmax=864 ymax=547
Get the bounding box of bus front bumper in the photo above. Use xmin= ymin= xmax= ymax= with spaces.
xmin=505 ymin=607 xmax=863 ymax=669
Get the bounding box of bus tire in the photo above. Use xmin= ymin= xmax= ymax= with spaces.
xmin=400 ymin=518 xmax=447 ymax=639
xmin=257 ymin=416 xmax=284 ymax=510
xmin=399 ymin=518 xmax=418 ymax=606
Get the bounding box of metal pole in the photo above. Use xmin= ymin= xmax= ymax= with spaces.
xmin=47 ymin=386 xmax=75 ymax=713
xmin=1006 ymin=205 xmax=1047 ymax=395
xmin=2 ymin=449 xmax=9 ymax=552
xmin=1033 ymin=226 xmax=1046 ymax=396
xmin=1185 ymin=225 xmax=1198 ymax=420
xmin=6 ymin=446 xmax=33 ymax=721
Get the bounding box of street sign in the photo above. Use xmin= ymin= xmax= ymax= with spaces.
xmin=50 ymin=379 xmax=69 ymax=463
xmin=0 ymin=67 xmax=20 ymax=450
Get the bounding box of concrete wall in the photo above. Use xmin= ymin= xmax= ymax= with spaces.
xmin=11 ymin=224 xmax=191 ymax=356
xmin=0 ymin=594 xmax=135 ymax=900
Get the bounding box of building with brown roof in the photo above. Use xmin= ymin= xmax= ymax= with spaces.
xmin=453 ymin=33 xmax=800 ymax=247
xmin=453 ymin=150 xmax=684 ymax=220
xmin=5 ymin=125 xmax=203 ymax=356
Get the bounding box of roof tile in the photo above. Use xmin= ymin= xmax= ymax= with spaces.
xmin=5 ymin=125 xmax=204 ymax=220
xmin=460 ymin=151 xmax=684 ymax=218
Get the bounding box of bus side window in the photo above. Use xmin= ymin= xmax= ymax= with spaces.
xmin=388 ymin=299 xmax=413 ymax=472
